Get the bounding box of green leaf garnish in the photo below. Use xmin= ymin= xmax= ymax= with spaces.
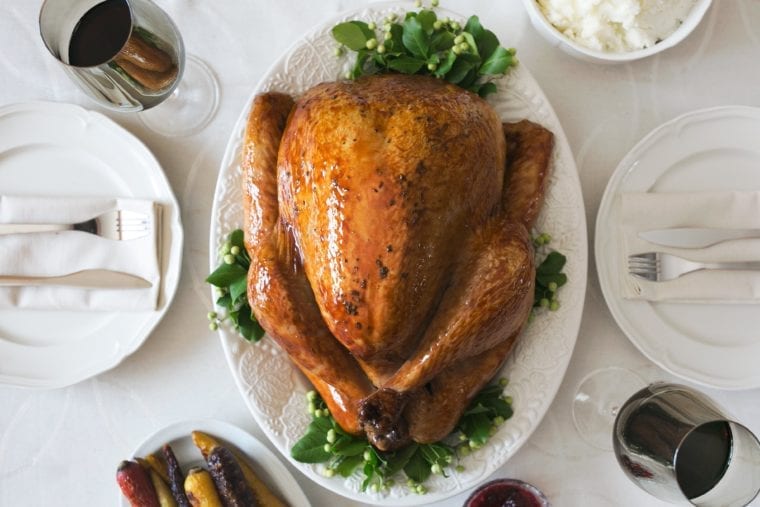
xmin=351 ymin=49 xmax=371 ymax=80
xmin=291 ymin=417 xmax=333 ymax=463
xmin=434 ymin=50 xmax=457 ymax=77
xmin=229 ymin=275 xmax=248 ymax=304
xmin=402 ymin=16 xmax=429 ymax=58
xmin=403 ymin=446 xmax=431 ymax=483
xmin=236 ymin=308 xmax=265 ymax=342
xmin=416 ymin=9 xmax=437 ymax=35
xmin=537 ymin=251 xmax=567 ymax=274
xmin=388 ymin=24 xmax=405 ymax=53
xmin=331 ymin=2 xmax=517 ymax=97
xmin=458 ymin=382 xmax=513 ymax=447
xmin=291 ymin=378 xmax=510 ymax=494
xmin=332 ymin=21 xmax=372 ymax=51
xmin=477 ymin=31 xmax=500 ymax=61
xmin=333 ymin=438 xmax=368 ymax=457
xmin=205 ymin=229 xmax=265 ymax=342
xmin=475 ymin=81 xmax=497 ymax=98
xmin=532 ymin=234 xmax=568 ymax=312
xmin=461 ymin=32 xmax=479 ymax=57
xmin=207 ymin=263 xmax=246 ymax=287
xmin=479 ymin=46 xmax=513 ymax=76
xmin=445 ymin=57 xmax=474 ymax=84
xmin=430 ymin=30 xmax=455 ymax=52
xmin=384 ymin=443 xmax=418 ymax=477
xmin=229 ymin=229 xmax=245 ymax=248
xmin=464 ymin=15 xmax=483 ymax=39
xmin=336 ymin=455 xmax=364 ymax=477
xmin=388 ymin=55 xmax=426 ymax=74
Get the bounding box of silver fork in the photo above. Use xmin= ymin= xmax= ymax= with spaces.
xmin=0 ymin=209 xmax=150 ymax=241
xmin=628 ymin=252 xmax=760 ymax=282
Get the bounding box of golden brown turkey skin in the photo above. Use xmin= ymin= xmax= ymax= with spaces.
xmin=243 ymin=92 xmax=373 ymax=435
xmin=392 ymin=121 xmax=554 ymax=448
xmin=241 ymin=75 xmax=555 ymax=448
xmin=502 ymin=120 xmax=555 ymax=230
xmin=359 ymin=217 xmax=534 ymax=450
xmin=405 ymin=329 xmax=522 ymax=444
xmin=277 ymin=74 xmax=506 ymax=382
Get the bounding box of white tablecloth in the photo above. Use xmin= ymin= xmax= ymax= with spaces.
xmin=1 ymin=1 xmax=759 ymax=506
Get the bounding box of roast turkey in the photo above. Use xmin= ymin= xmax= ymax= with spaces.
xmin=242 ymin=74 xmax=553 ymax=451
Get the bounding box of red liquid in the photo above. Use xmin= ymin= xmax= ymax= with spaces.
xmin=676 ymin=421 xmax=732 ymax=499
xmin=69 ymin=0 xmax=131 ymax=67
xmin=465 ymin=479 xmax=547 ymax=507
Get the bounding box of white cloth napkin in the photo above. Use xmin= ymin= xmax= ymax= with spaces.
xmin=0 ymin=195 xmax=161 ymax=311
xmin=620 ymin=191 xmax=760 ymax=303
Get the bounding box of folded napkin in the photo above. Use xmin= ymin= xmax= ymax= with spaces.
xmin=0 ymin=195 xmax=161 ymax=311
xmin=620 ymin=191 xmax=760 ymax=303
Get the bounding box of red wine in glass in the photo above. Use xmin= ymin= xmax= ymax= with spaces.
xmin=40 ymin=0 xmax=219 ymax=136
xmin=68 ymin=1 xmax=132 ymax=67
xmin=613 ymin=383 xmax=760 ymax=506
xmin=676 ymin=420 xmax=732 ymax=500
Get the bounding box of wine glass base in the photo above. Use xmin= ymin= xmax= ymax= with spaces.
xmin=139 ymin=54 xmax=220 ymax=137
xmin=572 ymin=367 xmax=646 ymax=451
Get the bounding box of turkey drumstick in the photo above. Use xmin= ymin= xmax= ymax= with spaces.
xmin=243 ymin=93 xmax=374 ymax=434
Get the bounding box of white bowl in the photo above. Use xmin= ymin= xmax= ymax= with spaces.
xmin=520 ymin=0 xmax=713 ymax=64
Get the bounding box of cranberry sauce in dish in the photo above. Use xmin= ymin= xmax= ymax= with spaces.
xmin=465 ymin=479 xmax=550 ymax=507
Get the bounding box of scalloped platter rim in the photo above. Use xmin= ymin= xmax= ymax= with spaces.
xmin=209 ymin=2 xmax=588 ymax=505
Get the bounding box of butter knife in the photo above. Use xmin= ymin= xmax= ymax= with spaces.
xmin=0 ymin=270 xmax=152 ymax=289
xmin=639 ymin=228 xmax=760 ymax=249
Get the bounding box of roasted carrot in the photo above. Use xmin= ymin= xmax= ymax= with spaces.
xmin=117 ymin=460 xmax=160 ymax=507
xmin=207 ymin=446 xmax=257 ymax=507
xmin=162 ymin=444 xmax=191 ymax=507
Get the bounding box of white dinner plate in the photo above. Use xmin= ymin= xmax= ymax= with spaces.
xmin=596 ymin=105 xmax=760 ymax=390
xmin=210 ymin=2 xmax=587 ymax=504
xmin=0 ymin=101 xmax=182 ymax=388
xmin=119 ymin=419 xmax=310 ymax=507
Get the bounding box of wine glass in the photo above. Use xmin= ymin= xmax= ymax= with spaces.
xmin=613 ymin=383 xmax=760 ymax=506
xmin=39 ymin=0 xmax=219 ymax=137
xmin=572 ymin=366 xmax=647 ymax=450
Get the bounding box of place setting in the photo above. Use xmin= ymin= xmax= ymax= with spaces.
xmin=0 ymin=100 xmax=182 ymax=388
xmin=591 ymin=102 xmax=760 ymax=506
xmin=596 ymin=105 xmax=760 ymax=390
xmin=0 ymin=0 xmax=228 ymax=386
xmin=2 ymin=0 xmax=760 ymax=506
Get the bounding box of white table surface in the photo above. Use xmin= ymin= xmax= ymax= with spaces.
xmin=1 ymin=1 xmax=759 ymax=506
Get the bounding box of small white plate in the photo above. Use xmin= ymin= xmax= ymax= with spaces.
xmin=0 ymin=101 xmax=183 ymax=388
xmin=119 ymin=419 xmax=310 ymax=507
xmin=596 ymin=105 xmax=760 ymax=389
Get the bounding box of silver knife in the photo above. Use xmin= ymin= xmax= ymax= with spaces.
xmin=0 ymin=224 xmax=70 ymax=234
xmin=0 ymin=270 xmax=152 ymax=289
xmin=639 ymin=228 xmax=760 ymax=249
